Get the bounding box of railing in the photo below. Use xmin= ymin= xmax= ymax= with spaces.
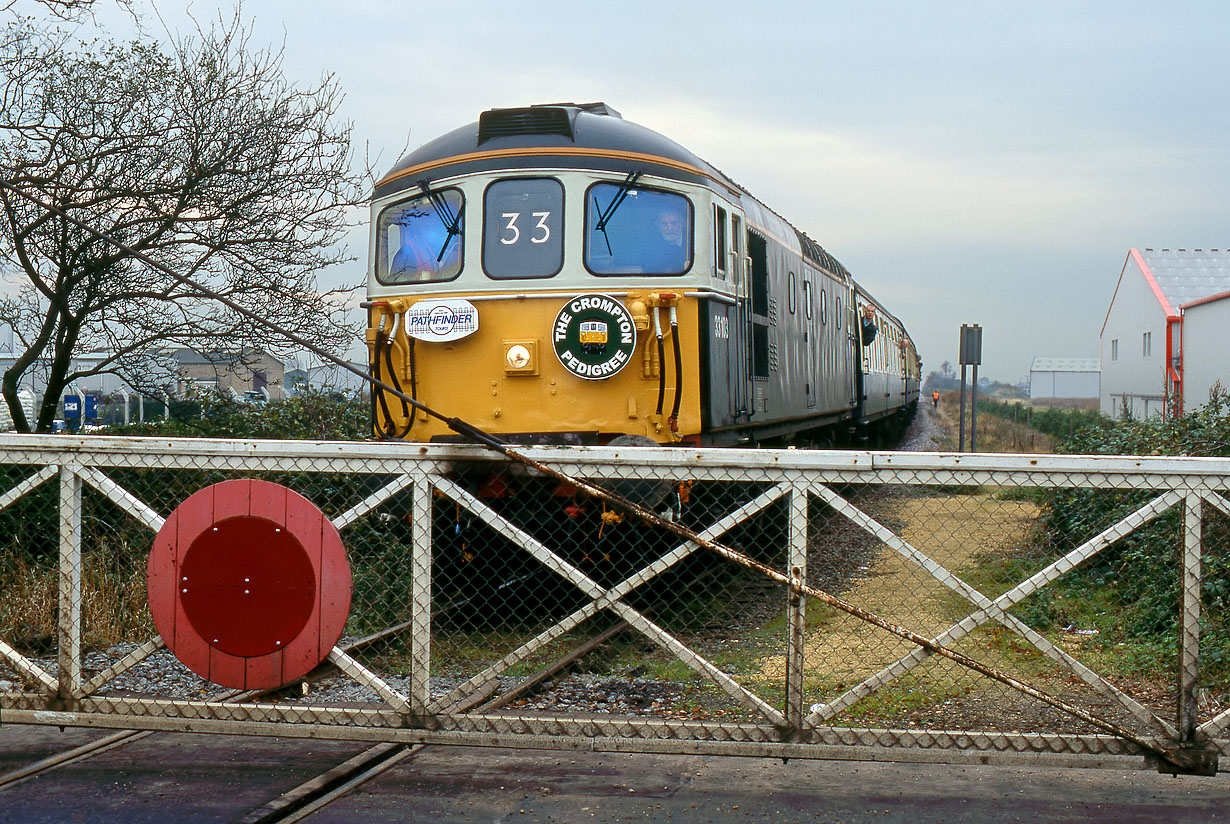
xmin=1 ymin=434 xmax=1227 ymax=773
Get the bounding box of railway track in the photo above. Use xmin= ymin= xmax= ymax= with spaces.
xmin=239 ymin=621 xmax=631 ymax=823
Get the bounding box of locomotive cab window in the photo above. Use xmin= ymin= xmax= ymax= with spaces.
xmin=585 ymin=183 xmax=692 ymax=275
xmin=483 ymin=178 xmax=564 ymax=279
xmin=714 ymin=205 xmax=727 ymax=278
xmin=376 ymin=189 xmax=464 ymax=284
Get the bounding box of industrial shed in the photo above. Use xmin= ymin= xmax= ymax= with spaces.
xmin=1029 ymin=358 xmax=1100 ymax=399
xmin=1100 ymin=249 xmax=1230 ymax=419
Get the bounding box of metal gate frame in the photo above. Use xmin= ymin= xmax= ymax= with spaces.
xmin=1 ymin=435 xmax=1228 ymax=772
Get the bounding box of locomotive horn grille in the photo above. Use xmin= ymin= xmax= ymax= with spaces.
xmin=478 ymin=107 xmax=575 ymax=143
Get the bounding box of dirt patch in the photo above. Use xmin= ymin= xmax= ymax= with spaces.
xmin=759 ymin=490 xmax=1042 ymax=686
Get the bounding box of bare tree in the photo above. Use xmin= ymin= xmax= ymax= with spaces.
xmin=2 ymin=0 xmax=132 ymax=21
xmin=0 ymin=12 xmax=363 ymax=431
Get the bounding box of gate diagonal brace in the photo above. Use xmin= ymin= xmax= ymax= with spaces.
xmin=428 ymin=476 xmax=787 ymax=726
xmin=430 ymin=482 xmax=789 ymax=716
xmin=809 ymin=483 xmax=1177 ymax=739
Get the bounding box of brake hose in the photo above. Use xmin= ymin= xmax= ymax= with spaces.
xmin=381 ymin=311 xmax=414 ymax=437
xmin=654 ymin=306 xmax=666 ymax=417
xmin=669 ymin=304 xmax=682 ymax=432
xmin=372 ymin=310 xmax=413 ymax=439
xmin=371 ymin=313 xmax=397 ymax=437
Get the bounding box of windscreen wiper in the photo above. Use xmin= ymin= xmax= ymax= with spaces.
xmin=591 ymin=170 xmax=641 ymax=256
xmin=418 ymin=180 xmax=465 ymax=263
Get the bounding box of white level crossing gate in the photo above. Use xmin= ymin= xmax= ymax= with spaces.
xmin=0 ymin=435 xmax=1227 ymax=774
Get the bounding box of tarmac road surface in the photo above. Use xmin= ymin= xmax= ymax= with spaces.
xmin=3 ymin=725 xmax=1230 ymax=823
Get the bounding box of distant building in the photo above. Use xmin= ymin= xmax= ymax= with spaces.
xmin=1028 ymin=358 xmax=1099 ymax=399
xmin=173 ymin=348 xmax=286 ymax=400
xmin=1101 ymin=249 xmax=1230 ymax=419
xmin=0 ymin=389 xmax=35 ymax=432
xmin=285 ymin=360 xmax=369 ymax=395
xmin=307 ymin=361 xmax=369 ymax=394
xmin=0 ymin=350 xmax=167 ymax=428
xmin=0 ymin=351 xmax=154 ymax=398
xmin=1179 ymin=290 xmax=1230 ymax=411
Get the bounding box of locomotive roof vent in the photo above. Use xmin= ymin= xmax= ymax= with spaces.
xmin=477 ymin=102 xmax=621 ymax=145
xmin=537 ymin=101 xmax=622 ymax=118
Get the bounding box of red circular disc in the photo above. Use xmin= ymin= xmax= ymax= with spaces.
xmin=147 ymin=479 xmax=351 ymax=689
xmin=179 ymin=516 xmax=316 ymax=657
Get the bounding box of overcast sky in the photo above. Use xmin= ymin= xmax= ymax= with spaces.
xmin=78 ymin=1 xmax=1230 ymax=380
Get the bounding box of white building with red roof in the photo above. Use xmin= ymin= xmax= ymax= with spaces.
xmin=1101 ymin=249 xmax=1230 ymax=419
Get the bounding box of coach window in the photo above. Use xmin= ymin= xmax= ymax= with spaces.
xmin=483 ymin=178 xmax=564 ymax=279
xmin=714 ymin=205 xmax=727 ymax=278
xmin=585 ymin=183 xmax=692 ymax=275
xmin=376 ymin=189 xmax=464 ymax=284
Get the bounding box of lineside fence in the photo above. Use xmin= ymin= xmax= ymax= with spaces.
xmin=0 ymin=435 xmax=1227 ymax=773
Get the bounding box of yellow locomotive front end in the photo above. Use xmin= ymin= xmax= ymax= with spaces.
xmin=368 ymin=287 xmax=703 ymax=444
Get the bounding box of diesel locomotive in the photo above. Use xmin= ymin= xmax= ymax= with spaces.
xmin=365 ymin=103 xmax=920 ymax=448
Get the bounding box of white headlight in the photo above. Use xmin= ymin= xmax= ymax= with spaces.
xmin=506 ymin=344 xmax=531 ymax=369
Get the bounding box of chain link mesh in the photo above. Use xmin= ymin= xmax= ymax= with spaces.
xmin=1 ymin=437 xmax=1227 ymax=766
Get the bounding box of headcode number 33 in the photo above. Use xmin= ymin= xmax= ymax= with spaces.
xmin=499 ymin=211 xmax=552 ymax=245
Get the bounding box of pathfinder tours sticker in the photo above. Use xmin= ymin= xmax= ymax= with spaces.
xmin=552 ymin=294 xmax=636 ymax=380
xmin=405 ymin=298 xmax=479 ymax=342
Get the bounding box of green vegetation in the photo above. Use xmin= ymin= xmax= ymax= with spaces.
xmin=107 ymin=387 xmax=371 ymax=441
xmin=1009 ymin=389 xmax=1230 ymax=684
xmin=975 ymin=397 xmax=1110 ymax=444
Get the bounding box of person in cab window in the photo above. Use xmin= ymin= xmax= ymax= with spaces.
xmin=859 ymin=304 xmax=877 ymax=346
xmin=390 ymin=207 xmax=460 ymax=282
xmin=391 ymin=232 xmax=436 ymax=280
xmin=658 ymin=209 xmax=684 ymax=247
xmin=641 ymin=207 xmax=688 ymax=273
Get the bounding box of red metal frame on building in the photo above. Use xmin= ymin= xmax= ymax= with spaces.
xmin=1129 ymin=249 xmax=1183 ymax=419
